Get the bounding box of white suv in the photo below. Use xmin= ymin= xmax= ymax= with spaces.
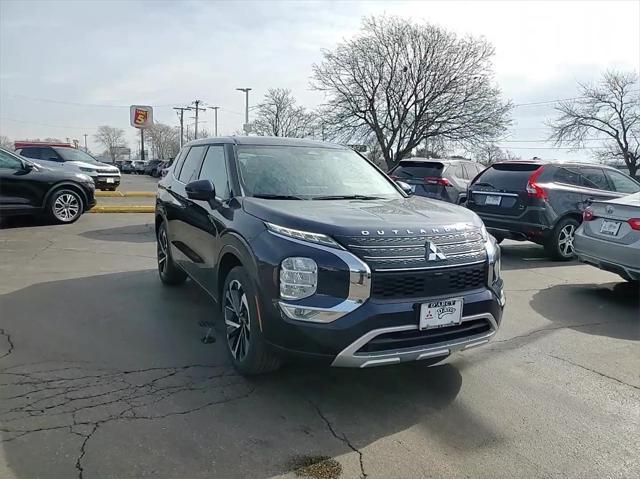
xmin=16 ymin=145 xmax=121 ymax=191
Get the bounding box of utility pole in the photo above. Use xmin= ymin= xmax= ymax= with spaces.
xmin=173 ymin=106 xmax=189 ymax=148
xmin=83 ymin=134 xmax=88 ymax=152
xmin=236 ymin=88 xmax=251 ymax=134
xmin=190 ymin=100 xmax=206 ymax=140
xmin=208 ymin=106 xmax=220 ymax=136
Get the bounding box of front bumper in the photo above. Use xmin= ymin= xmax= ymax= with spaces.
xmin=92 ymin=174 xmax=121 ymax=189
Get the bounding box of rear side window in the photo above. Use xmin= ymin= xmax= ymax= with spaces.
xmin=198 ymin=146 xmax=230 ymax=199
xmin=392 ymin=162 xmax=444 ymax=179
xmin=177 ymin=145 xmax=207 ymax=183
xmin=472 ymin=163 xmax=541 ymax=191
xmin=580 ymin=167 xmax=611 ymax=191
xmin=451 ymin=164 xmax=466 ymax=179
xmin=553 ymin=167 xmax=582 ymax=186
xmin=172 ymin=148 xmax=189 ymax=178
xmin=605 ymin=170 xmax=640 ymax=194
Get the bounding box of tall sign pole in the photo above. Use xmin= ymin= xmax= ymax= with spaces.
xmin=173 ymin=107 xmax=188 ymax=148
xmin=130 ymin=105 xmax=154 ymax=161
xmin=209 ymin=106 xmax=220 ymax=136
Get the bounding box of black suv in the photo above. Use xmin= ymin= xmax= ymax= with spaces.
xmin=467 ymin=161 xmax=640 ymax=259
xmin=0 ymin=147 xmax=96 ymax=223
xmin=155 ymin=137 xmax=504 ymax=375
xmin=389 ymin=158 xmax=485 ymax=204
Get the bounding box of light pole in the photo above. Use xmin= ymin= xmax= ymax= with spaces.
xmin=236 ymin=88 xmax=251 ymax=134
xmin=209 ymin=106 xmax=220 ymax=136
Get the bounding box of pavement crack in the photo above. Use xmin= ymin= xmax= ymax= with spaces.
xmin=0 ymin=328 xmax=14 ymax=360
xmin=311 ymin=401 xmax=367 ymax=479
xmin=548 ymin=354 xmax=640 ymax=390
xmin=75 ymin=422 xmax=99 ymax=479
xmin=491 ymin=321 xmax=610 ymax=347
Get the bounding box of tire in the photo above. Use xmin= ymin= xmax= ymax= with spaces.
xmin=47 ymin=188 xmax=84 ymax=224
xmin=156 ymin=221 xmax=187 ymax=286
xmin=545 ymin=217 xmax=580 ymax=261
xmin=222 ymin=266 xmax=281 ymax=375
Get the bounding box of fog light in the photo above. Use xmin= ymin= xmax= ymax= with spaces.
xmin=280 ymin=257 xmax=317 ymax=300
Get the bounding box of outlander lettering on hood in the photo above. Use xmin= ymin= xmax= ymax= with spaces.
xmin=155 ymin=136 xmax=505 ymax=375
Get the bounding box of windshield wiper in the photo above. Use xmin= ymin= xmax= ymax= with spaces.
xmin=312 ymin=195 xmax=384 ymax=200
xmin=252 ymin=194 xmax=305 ymax=200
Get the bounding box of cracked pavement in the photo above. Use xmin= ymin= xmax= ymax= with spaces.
xmin=1 ymin=214 xmax=639 ymax=479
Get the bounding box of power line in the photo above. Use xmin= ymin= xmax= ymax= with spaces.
xmin=497 ymin=145 xmax=609 ymax=150
xmin=0 ymin=117 xmax=85 ymax=130
xmin=4 ymin=93 xmax=187 ymax=109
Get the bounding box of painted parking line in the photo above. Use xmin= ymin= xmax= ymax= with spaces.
xmin=95 ymin=191 xmax=155 ymax=198
xmin=90 ymin=205 xmax=155 ymax=213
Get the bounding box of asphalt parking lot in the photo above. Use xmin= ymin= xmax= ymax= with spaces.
xmin=0 ymin=214 xmax=638 ymax=479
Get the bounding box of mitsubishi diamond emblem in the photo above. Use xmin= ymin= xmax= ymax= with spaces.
xmin=426 ymin=241 xmax=447 ymax=261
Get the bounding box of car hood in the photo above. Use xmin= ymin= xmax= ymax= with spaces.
xmin=67 ymin=161 xmax=119 ymax=171
xmin=242 ymin=196 xmax=484 ymax=237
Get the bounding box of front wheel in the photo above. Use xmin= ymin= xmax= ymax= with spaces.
xmin=222 ymin=266 xmax=281 ymax=375
xmin=545 ymin=217 xmax=579 ymax=261
xmin=47 ymin=189 xmax=84 ymax=224
xmin=157 ymin=222 xmax=187 ymax=286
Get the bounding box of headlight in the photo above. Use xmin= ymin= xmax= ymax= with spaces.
xmin=266 ymin=222 xmax=342 ymax=249
xmin=79 ymin=167 xmax=96 ymax=173
xmin=280 ymin=257 xmax=318 ymax=300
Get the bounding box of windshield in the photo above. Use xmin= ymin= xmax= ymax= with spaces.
xmin=54 ymin=147 xmax=101 ymax=164
xmin=236 ymin=146 xmax=401 ymax=199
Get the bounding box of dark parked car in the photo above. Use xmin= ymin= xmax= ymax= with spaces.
xmin=156 ymin=137 xmax=504 ymax=375
xmin=466 ymin=161 xmax=640 ymax=260
xmin=15 ymin=143 xmax=120 ymax=191
xmin=0 ymin=147 xmax=96 ymax=223
xmin=144 ymin=159 xmax=163 ymax=175
xmin=389 ymin=158 xmax=485 ymax=204
xmin=120 ymin=160 xmax=134 ymax=173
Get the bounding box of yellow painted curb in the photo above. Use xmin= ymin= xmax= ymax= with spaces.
xmin=95 ymin=191 xmax=155 ymax=198
xmin=90 ymin=206 xmax=155 ymax=213
xmin=95 ymin=191 xmax=125 ymax=197
xmin=122 ymin=191 xmax=156 ymax=197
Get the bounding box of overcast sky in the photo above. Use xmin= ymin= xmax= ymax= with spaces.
xmin=1 ymin=0 xmax=638 ymax=160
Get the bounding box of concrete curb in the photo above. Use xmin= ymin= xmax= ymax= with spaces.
xmin=90 ymin=206 xmax=155 ymax=213
xmin=95 ymin=191 xmax=156 ymax=198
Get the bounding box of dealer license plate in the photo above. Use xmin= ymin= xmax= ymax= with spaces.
xmin=419 ymin=298 xmax=463 ymax=330
xmin=485 ymin=195 xmax=502 ymax=206
xmin=600 ymin=219 xmax=621 ymax=236
xmin=106 ymin=178 xmax=115 ymax=184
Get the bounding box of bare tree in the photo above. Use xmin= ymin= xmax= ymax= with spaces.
xmin=549 ymin=70 xmax=639 ymax=176
xmin=473 ymin=143 xmax=505 ymax=165
xmin=146 ymin=123 xmax=180 ymax=159
xmin=184 ymin=127 xmax=211 ymax=143
xmin=312 ymin=16 xmax=512 ymax=169
xmin=94 ymin=126 xmax=127 ymax=163
xmin=0 ymin=135 xmax=13 ymax=149
xmin=251 ymin=89 xmax=314 ymax=137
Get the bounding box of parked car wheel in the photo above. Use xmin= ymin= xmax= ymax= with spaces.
xmin=222 ymin=266 xmax=281 ymax=375
xmin=47 ymin=188 xmax=84 ymax=224
xmin=157 ymin=222 xmax=187 ymax=286
xmin=545 ymin=217 xmax=579 ymax=261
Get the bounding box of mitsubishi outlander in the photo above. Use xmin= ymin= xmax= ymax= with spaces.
xmin=155 ymin=137 xmax=505 ymax=374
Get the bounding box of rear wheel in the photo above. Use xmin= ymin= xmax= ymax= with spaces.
xmin=545 ymin=217 xmax=579 ymax=261
xmin=157 ymin=221 xmax=187 ymax=285
xmin=47 ymin=188 xmax=84 ymax=224
xmin=223 ymin=266 xmax=281 ymax=375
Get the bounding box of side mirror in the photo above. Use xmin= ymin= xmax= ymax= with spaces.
xmin=396 ymin=180 xmax=414 ymax=196
xmin=185 ymin=179 xmax=216 ymax=202
xmin=21 ymin=161 xmax=35 ymax=172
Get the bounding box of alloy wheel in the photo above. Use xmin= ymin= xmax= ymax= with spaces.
xmin=224 ymin=279 xmax=251 ymax=361
xmin=558 ymin=224 xmax=576 ymax=257
xmin=157 ymin=226 xmax=168 ymax=273
xmin=53 ymin=193 xmax=80 ymax=222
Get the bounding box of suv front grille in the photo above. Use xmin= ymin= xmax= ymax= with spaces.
xmin=370 ymin=264 xmax=486 ymax=299
xmin=337 ymin=229 xmax=486 ymax=271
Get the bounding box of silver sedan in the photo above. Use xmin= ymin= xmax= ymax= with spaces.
xmin=574 ymin=192 xmax=640 ymax=281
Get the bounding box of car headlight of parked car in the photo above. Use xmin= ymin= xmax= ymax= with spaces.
xmin=265 ymin=222 xmax=342 ymax=249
